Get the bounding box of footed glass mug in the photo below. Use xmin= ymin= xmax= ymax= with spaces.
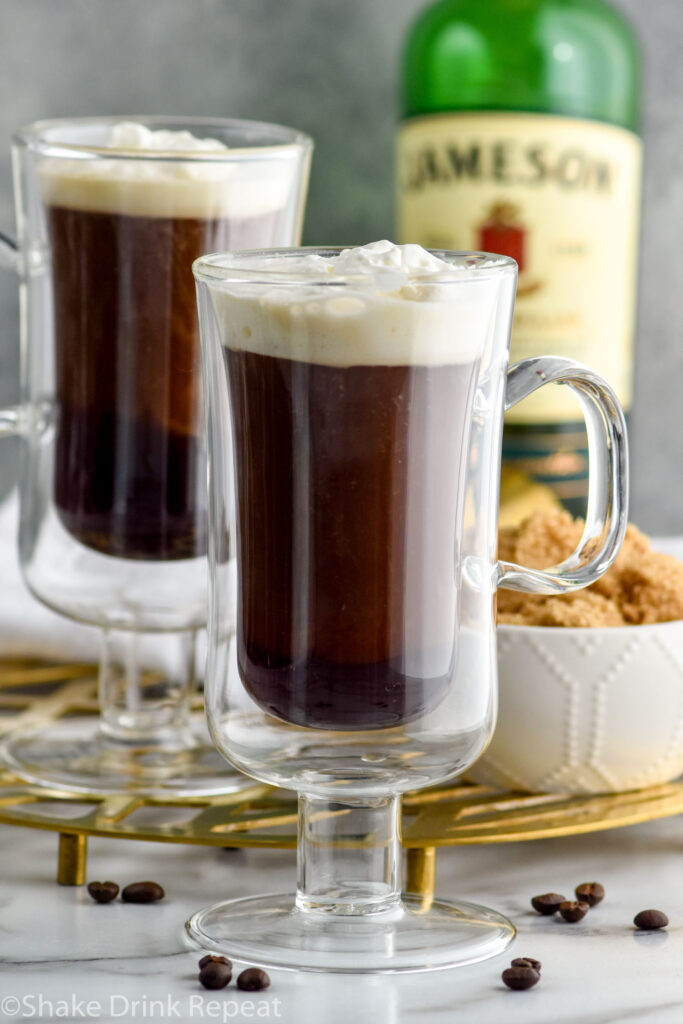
xmin=0 ymin=116 xmax=312 ymax=795
xmin=188 ymin=243 xmax=628 ymax=971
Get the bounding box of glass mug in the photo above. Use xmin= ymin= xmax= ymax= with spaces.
xmin=0 ymin=117 xmax=312 ymax=795
xmin=188 ymin=244 xmax=628 ymax=972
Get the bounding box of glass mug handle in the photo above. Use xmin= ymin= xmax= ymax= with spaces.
xmin=0 ymin=230 xmax=17 ymax=271
xmin=0 ymin=230 xmax=26 ymax=436
xmin=497 ymin=355 xmax=629 ymax=594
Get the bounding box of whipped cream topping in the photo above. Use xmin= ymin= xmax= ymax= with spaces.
xmin=106 ymin=121 xmax=230 ymax=154
xmin=225 ymin=240 xmax=460 ymax=281
xmin=39 ymin=121 xmax=303 ymax=219
xmin=333 ymin=239 xmax=458 ymax=276
xmin=209 ymin=242 xmax=511 ymax=367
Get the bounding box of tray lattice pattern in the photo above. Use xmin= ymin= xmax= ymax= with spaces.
xmin=2 ymin=772 xmax=683 ymax=849
xmin=1 ymin=658 xmax=682 ymax=894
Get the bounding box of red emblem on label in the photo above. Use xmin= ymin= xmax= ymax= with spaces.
xmin=478 ymin=202 xmax=527 ymax=272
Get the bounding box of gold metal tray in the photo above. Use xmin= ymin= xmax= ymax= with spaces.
xmin=2 ymin=658 xmax=683 ymax=899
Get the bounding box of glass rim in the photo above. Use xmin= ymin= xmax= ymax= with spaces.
xmin=192 ymin=246 xmax=518 ymax=286
xmin=13 ymin=115 xmax=313 ymax=163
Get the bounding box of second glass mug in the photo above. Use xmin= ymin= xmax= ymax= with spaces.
xmin=188 ymin=244 xmax=628 ymax=972
xmin=0 ymin=116 xmax=312 ymax=795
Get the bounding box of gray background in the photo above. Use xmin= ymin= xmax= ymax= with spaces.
xmin=0 ymin=0 xmax=678 ymax=531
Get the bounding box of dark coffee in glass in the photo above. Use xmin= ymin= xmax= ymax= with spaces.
xmin=227 ymin=350 xmax=476 ymax=729
xmin=42 ymin=131 xmax=292 ymax=560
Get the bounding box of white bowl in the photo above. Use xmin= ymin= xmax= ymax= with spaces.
xmin=469 ymin=620 xmax=683 ymax=794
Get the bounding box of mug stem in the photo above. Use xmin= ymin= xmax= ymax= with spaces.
xmin=98 ymin=627 xmax=197 ymax=747
xmin=295 ymin=792 xmax=402 ymax=917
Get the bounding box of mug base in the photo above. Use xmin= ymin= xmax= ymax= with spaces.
xmin=185 ymin=891 xmax=515 ymax=973
xmin=1 ymin=716 xmax=251 ymax=797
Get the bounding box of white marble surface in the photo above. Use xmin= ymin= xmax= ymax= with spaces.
xmin=0 ymin=815 xmax=681 ymax=1023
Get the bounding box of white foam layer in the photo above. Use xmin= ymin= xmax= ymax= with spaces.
xmin=39 ymin=121 xmax=302 ymax=220
xmin=210 ymin=242 xmax=506 ymax=367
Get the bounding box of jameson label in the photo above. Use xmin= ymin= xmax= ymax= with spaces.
xmin=397 ymin=112 xmax=642 ymax=424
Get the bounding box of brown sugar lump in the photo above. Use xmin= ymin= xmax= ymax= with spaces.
xmin=497 ymin=510 xmax=683 ymax=627
xmin=497 ymin=590 xmax=626 ymax=628
xmin=498 ymin=508 xmax=583 ymax=571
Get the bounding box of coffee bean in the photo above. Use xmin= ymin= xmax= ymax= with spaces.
xmin=531 ymin=893 xmax=565 ymax=915
xmin=121 ymin=881 xmax=165 ymax=904
xmin=502 ymin=966 xmax=540 ymax=990
xmin=575 ymin=882 xmax=605 ymax=907
xmin=634 ymin=909 xmax=669 ymax=931
xmin=511 ymin=957 xmax=541 ymax=972
xmin=86 ymin=880 xmax=119 ymax=903
xmin=199 ymin=954 xmax=232 ymax=970
xmin=199 ymin=961 xmax=232 ymax=990
xmin=558 ymin=900 xmax=589 ymax=923
xmin=237 ymin=968 xmax=271 ymax=991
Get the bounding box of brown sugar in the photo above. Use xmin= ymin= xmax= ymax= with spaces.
xmin=498 ymin=510 xmax=683 ymax=627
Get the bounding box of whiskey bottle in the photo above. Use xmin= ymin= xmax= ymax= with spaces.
xmin=397 ymin=0 xmax=641 ymax=518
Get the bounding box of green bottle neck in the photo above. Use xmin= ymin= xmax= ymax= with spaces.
xmin=402 ymin=0 xmax=641 ymax=131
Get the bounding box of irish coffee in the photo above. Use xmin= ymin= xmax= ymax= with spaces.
xmin=43 ymin=122 xmax=300 ymax=560
xmin=214 ymin=242 xmax=490 ymax=729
